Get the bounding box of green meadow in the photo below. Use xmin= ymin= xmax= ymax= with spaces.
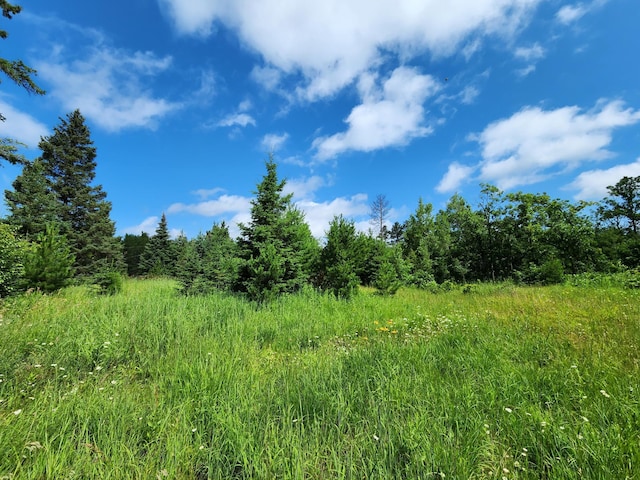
xmin=0 ymin=279 xmax=639 ymax=479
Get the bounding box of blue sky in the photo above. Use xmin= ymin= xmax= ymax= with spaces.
xmin=1 ymin=0 xmax=639 ymax=239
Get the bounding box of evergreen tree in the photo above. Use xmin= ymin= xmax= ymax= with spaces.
xmin=236 ymin=156 xmax=317 ymax=301
xmin=402 ymin=198 xmax=435 ymax=287
xmin=139 ymin=213 xmax=175 ymax=276
xmin=4 ymin=158 xmax=59 ymax=239
xmin=122 ymin=232 xmax=150 ymax=276
xmin=318 ymin=215 xmax=360 ymax=298
xmin=24 ymin=223 xmax=74 ymax=293
xmin=38 ymin=110 xmax=123 ymax=275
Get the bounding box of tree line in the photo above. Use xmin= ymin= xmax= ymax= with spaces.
xmin=124 ymin=160 xmax=640 ymax=301
xmin=1 ymin=106 xmax=639 ymax=300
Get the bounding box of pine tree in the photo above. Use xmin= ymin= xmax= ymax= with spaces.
xmin=24 ymin=223 xmax=75 ymax=293
xmin=38 ymin=110 xmax=123 ymax=275
xmin=139 ymin=213 xmax=175 ymax=276
xmin=237 ymin=156 xmax=317 ymax=301
xmin=4 ymin=158 xmax=59 ymax=239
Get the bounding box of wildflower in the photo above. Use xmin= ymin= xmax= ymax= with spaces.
xmin=34 ymin=364 xmax=41 ymax=368
xmin=192 ymin=428 xmax=197 ymax=433
xmin=50 ymin=364 xmax=57 ymax=367
xmin=374 ymin=320 xmax=379 ymax=325
xmin=59 ymin=367 xmax=65 ymax=371
xmin=504 ymin=407 xmax=513 ymax=413
xmin=581 ymin=416 xmax=589 ymax=423
xmin=571 ymin=365 xmax=578 ymax=369
xmin=13 ymin=409 xmax=22 ymax=415
xmin=600 ymin=390 xmax=610 ymax=398
xmin=111 ymin=380 xmax=117 ymax=385
xmin=391 ymin=330 xmax=398 ymax=334
xmin=199 ymin=445 xmax=205 ymax=450
xmin=95 ymin=366 xmax=102 ymax=371
xmin=577 ymin=434 xmax=584 ymax=440
xmin=373 ymin=434 xmax=380 ymax=441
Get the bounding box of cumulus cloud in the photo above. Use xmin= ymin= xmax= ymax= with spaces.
xmin=471 ymin=99 xmax=640 ymax=189
xmin=436 ymin=162 xmax=477 ymax=193
xmin=122 ymin=216 xmax=160 ymax=235
xmin=36 ymin=48 xmax=181 ymax=131
xmin=167 ymin=194 xmax=251 ymax=216
xmin=283 ymin=175 xmax=327 ymax=200
xmin=296 ymin=194 xmax=370 ymax=238
xmin=160 ymin=0 xmax=543 ymax=100
xmin=313 ymin=67 xmax=439 ymax=160
xmin=568 ymin=158 xmax=640 ymax=200
xmin=0 ymin=100 xmax=48 ymax=148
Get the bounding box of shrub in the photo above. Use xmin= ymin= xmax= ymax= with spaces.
xmin=92 ymin=270 xmax=124 ymax=295
xmin=0 ymin=224 xmax=30 ymax=297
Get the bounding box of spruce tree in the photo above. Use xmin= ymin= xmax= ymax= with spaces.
xmin=237 ymin=156 xmax=317 ymax=301
xmin=4 ymin=158 xmax=59 ymax=240
xmin=139 ymin=213 xmax=175 ymax=276
xmin=38 ymin=110 xmax=123 ymax=275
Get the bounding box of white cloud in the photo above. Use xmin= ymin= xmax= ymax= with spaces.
xmin=192 ymin=187 xmax=225 ymax=200
xmin=513 ymin=42 xmax=545 ymax=77
xmin=160 ymin=0 xmax=543 ymax=100
xmin=555 ymin=0 xmax=608 ymax=25
xmin=217 ymin=113 xmax=256 ymax=128
xmin=436 ymin=162 xmax=477 ymax=193
xmin=167 ymin=194 xmax=251 ymax=216
xmin=0 ymin=100 xmax=48 ymax=148
xmin=556 ymin=4 xmax=588 ymax=24
xmin=568 ymin=158 xmax=640 ymax=200
xmin=471 ymin=99 xmax=640 ymax=189
xmin=313 ymin=67 xmax=439 ymax=160
xmin=516 ymin=64 xmax=537 ymax=77
xmin=36 ymin=47 xmax=180 ymax=131
xmin=122 ymin=216 xmax=159 ymax=235
xmin=283 ymin=175 xmax=327 ymax=200
xmin=514 ymin=42 xmax=545 ymax=61
xmin=261 ymin=133 xmax=289 ymax=152
xmin=296 ymin=194 xmax=370 ymax=238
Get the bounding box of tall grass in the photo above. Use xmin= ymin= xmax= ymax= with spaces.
xmin=1 ymin=279 xmax=638 ymax=478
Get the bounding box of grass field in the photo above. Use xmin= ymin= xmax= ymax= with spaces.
xmin=1 ymin=279 xmax=639 ymax=479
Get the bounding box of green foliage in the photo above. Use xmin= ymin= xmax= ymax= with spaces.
xmin=23 ymin=224 xmax=74 ymax=293
xmin=139 ymin=214 xmax=175 ymax=276
xmin=237 ymin=157 xmax=318 ymax=302
xmin=122 ymin=232 xmax=150 ymax=276
xmin=0 ymin=223 xmax=29 ymax=297
xmin=4 ymin=158 xmax=59 ymax=239
xmin=91 ymin=270 xmax=124 ymax=295
xmin=319 ymin=215 xmax=360 ymax=299
xmin=374 ymin=259 xmax=401 ymax=296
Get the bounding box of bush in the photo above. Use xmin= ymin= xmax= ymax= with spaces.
xmin=92 ymin=270 xmax=124 ymax=295
xmin=0 ymin=224 xmax=30 ymax=297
